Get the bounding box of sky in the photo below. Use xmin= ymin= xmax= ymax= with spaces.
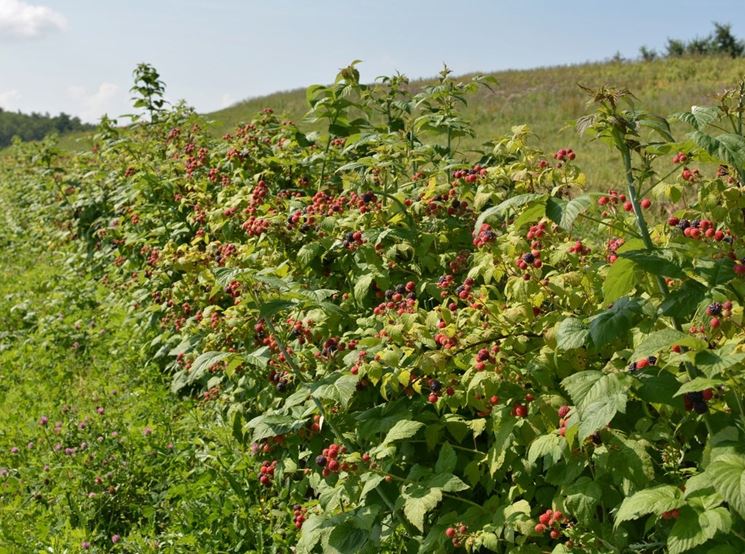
xmin=2 ymin=0 xmax=745 ymax=122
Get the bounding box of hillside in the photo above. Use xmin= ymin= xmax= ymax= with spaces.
xmin=208 ymin=56 xmax=745 ymax=183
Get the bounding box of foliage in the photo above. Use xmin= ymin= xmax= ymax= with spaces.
xmin=2 ymin=63 xmax=745 ymax=552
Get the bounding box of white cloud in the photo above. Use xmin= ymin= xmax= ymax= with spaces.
xmin=0 ymin=0 xmax=66 ymax=39
xmin=67 ymin=82 xmax=127 ymax=122
xmin=0 ymin=88 xmax=20 ymax=110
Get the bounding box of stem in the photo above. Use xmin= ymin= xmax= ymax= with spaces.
xmin=620 ymin=144 xmax=715 ymax=436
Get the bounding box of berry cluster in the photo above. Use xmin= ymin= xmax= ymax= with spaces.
xmin=553 ymin=148 xmax=576 ymax=162
xmin=515 ymin=248 xmax=542 ymax=270
xmin=436 ymin=274 xmax=455 ymax=297
xmin=454 ymin=277 xmax=475 ymax=301
xmin=534 ymin=508 xmax=568 ymax=539
xmin=567 ymin=240 xmax=590 ymax=255
xmin=315 ymin=443 xmax=351 ymax=477
xmin=627 ymin=356 xmax=657 ymax=372
xmin=558 ymin=405 xmax=570 ymax=436
xmin=672 ymin=152 xmax=688 ymax=164
xmin=444 ymin=523 xmax=469 ymax=549
xmin=342 ymin=230 xmax=364 ymax=250
xmin=661 ymin=509 xmax=681 ymax=520
xmin=473 ymin=344 xmax=499 ymax=371
xmin=225 ymin=279 xmax=241 ymax=299
xmin=606 ymin=237 xmax=625 ymax=263
xmin=373 ymin=282 xmax=417 ymax=316
xmin=427 ymin=378 xmax=442 ymax=404
xmin=242 ymin=216 xmax=270 ymax=237
xmin=268 ymin=369 xmax=291 ymax=392
xmin=453 ymin=164 xmax=487 ymax=183
xmin=472 ymin=223 xmax=497 ymax=247
xmin=683 ymin=389 xmax=713 ymax=414
xmin=526 ymin=221 xmax=547 ymax=240
xmin=287 ymin=317 xmax=314 ymax=344
xmin=681 ymin=167 xmax=701 ymax=182
xmin=292 ymin=504 xmax=307 ymax=529
xmin=667 ymin=217 xmax=728 ymax=241
xmin=258 ymin=459 xmax=277 ymax=486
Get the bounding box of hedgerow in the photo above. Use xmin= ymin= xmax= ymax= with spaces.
xmin=2 ymin=62 xmax=745 ymax=553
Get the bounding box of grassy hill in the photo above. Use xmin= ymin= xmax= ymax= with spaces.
xmin=206 ymin=56 xmax=745 ymax=184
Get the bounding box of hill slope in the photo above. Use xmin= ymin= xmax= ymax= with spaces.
xmin=207 ymin=56 xmax=745 ymax=183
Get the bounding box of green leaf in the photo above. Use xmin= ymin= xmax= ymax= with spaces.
xmin=694 ymin=258 xmax=736 ymax=288
xmin=545 ymin=197 xmax=565 ymax=227
xmin=427 ymin=472 xmax=469 ymax=492
xmin=561 ymin=371 xmax=604 ymax=407
xmin=603 ymin=258 xmax=636 ymax=302
xmin=327 ymin=526 xmax=370 ymax=553
xmin=353 ymin=273 xmax=374 ymax=303
xmin=296 ymin=243 xmax=323 ymax=267
xmin=402 ymin=484 xmax=442 ymax=532
xmin=695 ymin=350 xmax=745 ymax=378
xmin=588 ymin=296 xmax=642 ymax=347
xmin=555 ymin=318 xmax=589 ymax=350
xmin=187 ymin=351 xmax=234 ymax=385
xmin=474 ymin=193 xmax=546 ymax=232
xmin=528 ymin=434 xmax=564 ymax=464
xmin=676 ymin=105 xmax=721 ymax=130
xmin=667 ymin=506 xmax=731 ymax=554
xmin=546 ymin=194 xmax=592 ymax=231
xmin=674 ymin=377 xmax=724 ymax=397
xmin=707 ymin=454 xmax=745 ymax=520
xmin=359 ymin=473 xmax=384 ymax=500
xmin=564 ymin=477 xmax=602 ymax=521
xmin=614 ymin=485 xmax=684 ymax=527
xmin=621 ymin=250 xmax=685 ymax=278
xmin=435 ymin=443 xmax=457 ymax=474
xmin=632 ymin=328 xmax=706 ymax=360
xmin=660 ymin=280 xmax=707 ymax=319
xmin=382 ymin=419 xmax=424 ymax=447
xmin=562 ymin=372 xmax=629 ymax=440
xmin=312 ymin=374 xmax=359 ymax=408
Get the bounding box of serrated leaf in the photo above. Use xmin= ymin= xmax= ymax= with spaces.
xmin=359 ymin=473 xmax=384 ymax=500
xmin=674 ymin=377 xmax=724 ymax=397
xmin=667 ymin=507 xmax=731 ymax=554
xmin=564 ymin=477 xmax=602 ymax=521
xmin=187 ymin=351 xmax=234 ymax=385
xmin=474 ymin=193 xmax=546 ymax=232
xmin=428 ymin=472 xmax=469 ymax=492
xmin=353 ymin=273 xmax=374 ymax=302
xmin=660 ymin=279 xmax=707 ymax=319
xmin=603 ymin=258 xmax=636 ymax=302
xmin=707 ymin=454 xmax=745 ymax=519
xmin=556 ymin=318 xmax=589 ymax=350
xmin=631 ymin=328 xmax=706 ymax=360
xmin=528 ymin=434 xmax=564 ymax=464
xmin=402 ymin=485 xmax=442 ymax=532
xmin=435 ymin=443 xmax=457 ymax=474
xmin=615 ymin=485 xmax=684 ymax=527
xmin=695 ymin=350 xmax=745 ymax=378
xmin=382 ymin=419 xmax=424 ymax=447
xmin=621 ymin=250 xmax=685 ymax=278
xmin=589 ymin=296 xmax=642 ymax=347
xmin=312 ymin=374 xmax=359 ymax=408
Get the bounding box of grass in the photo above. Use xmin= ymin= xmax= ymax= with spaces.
xmin=0 ymin=191 xmax=286 ymax=551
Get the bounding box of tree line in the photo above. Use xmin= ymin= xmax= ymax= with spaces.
xmin=0 ymin=108 xmax=93 ymax=148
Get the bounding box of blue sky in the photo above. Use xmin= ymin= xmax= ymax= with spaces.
xmin=2 ymin=0 xmax=745 ymax=122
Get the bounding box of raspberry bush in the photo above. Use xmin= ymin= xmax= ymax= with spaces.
xmin=2 ymin=63 xmax=745 ymax=552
